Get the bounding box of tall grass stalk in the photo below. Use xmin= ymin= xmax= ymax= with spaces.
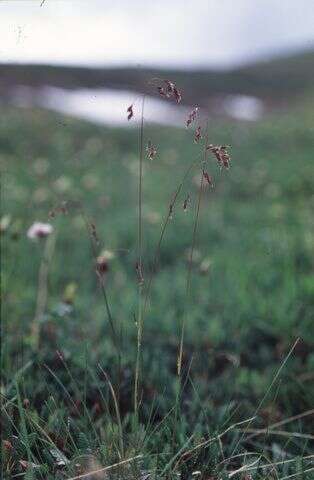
xmin=134 ymin=95 xmax=145 ymax=420
xmin=81 ymin=210 xmax=118 ymax=348
xmin=142 ymin=160 xmax=198 ymax=319
xmin=81 ymin=209 xmax=123 ymax=409
xmin=174 ymin=121 xmax=209 ymax=443
xmin=31 ymin=232 xmax=56 ymax=350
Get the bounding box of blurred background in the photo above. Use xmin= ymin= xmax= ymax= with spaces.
xmin=1 ymin=0 xmax=314 ymax=124
xmin=1 ymin=0 xmax=314 ymax=464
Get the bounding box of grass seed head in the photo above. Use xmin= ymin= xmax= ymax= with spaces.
xmin=194 ymin=126 xmax=202 ymax=143
xmin=186 ymin=107 xmax=198 ymax=127
xmin=202 ymin=170 xmax=214 ymax=187
xmin=89 ymin=221 xmax=100 ymax=245
xmin=207 ymin=144 xmax=231 ymax=169
xmin=157 ymin=79 xmax=182 ymax=103
xmin=183 ymin=194 xmax=191 ymax=212
xmin=127 ymin=104 xmax=134 ymax=120
xmin=96 ymin=255 xmax=109 ymax=276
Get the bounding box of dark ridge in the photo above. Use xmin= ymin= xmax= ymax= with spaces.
xmin=0 ymin=49 xmax=313 ymax=106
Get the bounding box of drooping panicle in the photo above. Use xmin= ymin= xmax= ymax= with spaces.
xmin=127 ymin=104 xmax=134 ymax=121
xmin=202 ymin=170 xmax=214 ymax=187
xmin=207 ymin=144 xmax=231 ymax=169
xmin=194 ymin=126 xmax=202 ymax=143
xmin=183 ymin=194 xmax=191 ymax=212
xmin=96 ymin=255 xmax=109 ymax=277
xmin=186 ymin=107 xmax=198 ymax=127
xmin=157 ymin=79 xmax=182 ymax=103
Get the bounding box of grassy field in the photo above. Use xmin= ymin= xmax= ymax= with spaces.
xmin=1 ymin=98 xmax=314 ymax=478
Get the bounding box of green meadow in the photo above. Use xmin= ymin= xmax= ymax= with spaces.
xmin=1 ymin=98 xmax=314 ymax=478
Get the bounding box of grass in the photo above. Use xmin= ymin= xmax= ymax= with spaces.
xmin=1 ymin=94 xmax=314 ymax=479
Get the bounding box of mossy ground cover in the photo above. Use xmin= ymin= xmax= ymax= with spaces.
xmin=1 ymin=102 xmax=314 ymax=478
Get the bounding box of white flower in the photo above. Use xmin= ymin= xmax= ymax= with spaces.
xmin=27 ymin=222 xmax=53 ymax=240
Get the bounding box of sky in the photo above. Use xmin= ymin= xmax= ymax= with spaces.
xmin=1 ymin=0 xmax=314 ymax=69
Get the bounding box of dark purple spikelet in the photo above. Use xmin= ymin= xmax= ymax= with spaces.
xmin=127 ymin=104 xmax=134 ymax=121
xmin=186 ymin=107 xmax=198 ymax=127
xmin=172 ymin=85 xmax=182 ymax=103
xmin=157 ymin=86 xmax=166 ymax=97
xmin=194 ymin=126 xmax=202 ymax=143
xmin=202 ymin=170 xmax=214 ymax=187
xmin=168 ymin=203 xmax=174 ymax=220
xmin=146 ymin=140 xmax=157 ymax=160
xmin=96 ymin=255 xmax=109 ymax=277
xmin=207 ymin=144 xmax=231 ymax=169
xmin=183 ymin=194 xmax=191 ymax=212
xmin=157 ymin=79 xmax=182 ymax=103
xmin=89 ymin=222 xmax=100 ymax=245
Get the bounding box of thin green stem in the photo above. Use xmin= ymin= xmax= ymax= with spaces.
xmin=81 ymin=210 xmax=119 ymax=350
xmin=173 ymin=121 xmax=209 ymax=446
xmin=142 ymin=160 xmax=197 ymax=319
xmin=177 ymin=121 xmax=209 ymax=377
xmin=31 ymin=232 xmax=56 ymax=351
xmin=134 ymin=95 xmax=145 ymax=419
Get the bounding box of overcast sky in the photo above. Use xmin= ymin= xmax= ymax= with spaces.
xmin=1 ymin=0 xmax=314 ymax=69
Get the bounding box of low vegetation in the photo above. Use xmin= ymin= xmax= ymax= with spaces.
xmin=1 ymin=90 xmax=314 ymax=478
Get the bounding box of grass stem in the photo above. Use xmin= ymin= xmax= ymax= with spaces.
xmin=134 ymin=94 xmax=145 ymax=420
